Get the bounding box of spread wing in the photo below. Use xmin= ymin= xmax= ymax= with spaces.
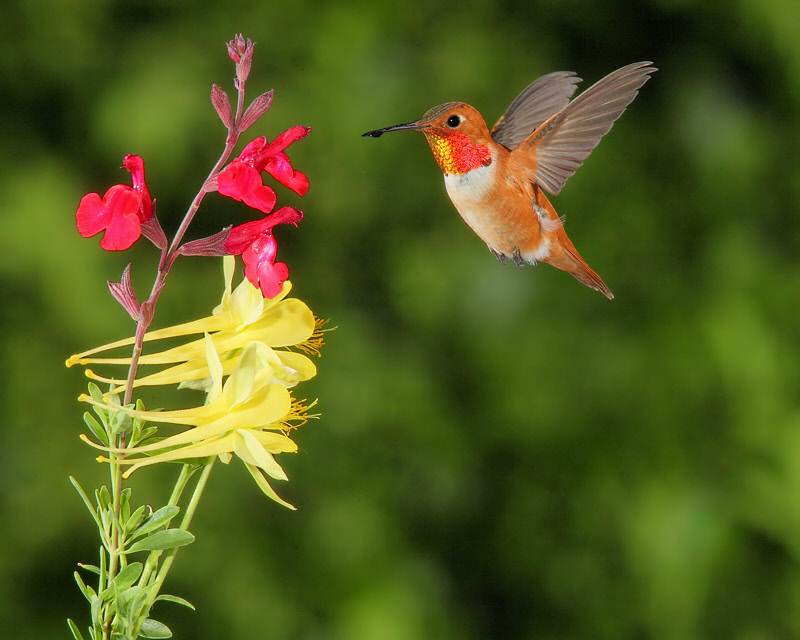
xmin=490 ymin=71 xmax=582 ymax=149
xmin=515 ymin=61 xmax=657 ymax=195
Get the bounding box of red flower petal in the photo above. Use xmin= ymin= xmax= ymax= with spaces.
xmin=218 ymin=161 xmax=277 ymax=214
xmin=76 ymin=192 xmax=112 ymax=238
xmin=100 ymin=209 xmax=142 ymax=251
xmin=224 ymin=207 xmax=303 ymax=255
xmin=236 ymin=137 xmax=268 ymax=164
xmin=241 ymin=233 xmax=289 ymax=298
xmin=263 ymin=153 xmax=310 ymax=196
xmin=122 ymin=154 xmax=153 ymax=222
xmin=260 ymin=126 xmax=311 ymax=158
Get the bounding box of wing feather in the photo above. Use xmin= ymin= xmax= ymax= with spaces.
xmin=490 ymin=71 xmax=582 ymax=149
xmin=518 ymin=61 xmax=657 ymax=195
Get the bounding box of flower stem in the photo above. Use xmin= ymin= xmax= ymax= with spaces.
xmin=131 ymin=458 xmax=216 ymax=638
xmin=137 ymin=463 xmax=198 ymax=588
xmin=100 ymin=133 xmax=237 ymax=639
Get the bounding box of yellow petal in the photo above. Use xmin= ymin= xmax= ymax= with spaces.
xmin=79 ymin=393 xmax=225 ymax=427
xmin=249 ymin=430 xmax=301 ymax=453
xmin=233 ymin=429 xmax=288 ymax=480
xmin=223 ymin=342 xmax=259 ymax=407
xmin=275 ymin=351 xmax=317 ymax=382
xmin=88 ymin=383 xmax=292 ymax=455
xmin=205 ymin=332 xmax=224 ymax=403
xmin=83 ymin=299 xmax=315 ymax=368
xmin=243 ymin=462 xmax=296 ymax=510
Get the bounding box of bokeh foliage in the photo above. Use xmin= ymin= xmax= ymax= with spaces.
xmin=2 ymin=0 xmax=800 ymax=638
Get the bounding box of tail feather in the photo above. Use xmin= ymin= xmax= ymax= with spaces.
xmin=562 ymin=244 xmax=614 ymax=299
xmin=531 ymin=186 xmax=614 ymax=299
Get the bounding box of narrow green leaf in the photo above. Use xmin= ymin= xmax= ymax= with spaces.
xmin=127 ymin=530 xmax=194 ymax=553
xmin=120 ymin=488 xmax=132 ymax=524
xmin=83 ymin=412 xmax=108 ymax=445
xmin=139 ymin=618 xmax=173 ymax=639
xmin=73 ymin=571 xmax=96 ymax=602
xmin=113 ymin=580 xmax=131 ymax=620
xmin=109 ymin=408 xmax=133 ymax=436
xmin=155 ymin=594 xmax=196 ymax=610
xmin=119 ymin=584 xmax=147 ymax=610
xmin=98 ymin=546 xmax=108 ymax=592
xmin=125 ymin=505 xmax=147 ymax=534
xmin=138 ymin=425 xmax=159 ymax=444
xmin=67 ymin=619 xmax=86 ymax=640
xmin=77 ymin=563 xmax=102 ymax=576
xmin=130 ymin=505 xmax=180 ymax=539
xmin=90 ymin=593 xmax=102 ymax=625
xmin=69 ymin=477 xmax=101 ymax=527
xmin=96 ymin=486 xmax=111 ymax=511
xmin=111 ymin=562 xmax=143 ymax=591
xmin=88 ymin=383 xmax=104 ymax=404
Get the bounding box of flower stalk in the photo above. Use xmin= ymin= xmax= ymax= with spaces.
xmin=67 ymin=34 xmax=322 ymax=640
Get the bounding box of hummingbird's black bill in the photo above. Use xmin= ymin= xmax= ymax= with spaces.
xmin=362 ymin=122 xmax=422 ymax=137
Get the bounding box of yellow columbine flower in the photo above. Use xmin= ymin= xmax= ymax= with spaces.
xmin=71 ymin=257 xmax=325 ymax=509
xmin=67 ymin=256 xmax=295 ymax=367
xmin=82 ymin=336 xmax=305 ymax=509
xmin=69 ymin=256 xmax=319 ymax=398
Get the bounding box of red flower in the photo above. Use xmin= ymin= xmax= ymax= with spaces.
xmin=224 ymin=206 xmax=303 ymax=298
xmin=76 ymin=154 xmax=153 ymax=251
xmin=217 ymin=126 xmax=310 ymax=214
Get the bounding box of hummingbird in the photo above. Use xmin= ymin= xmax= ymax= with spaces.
xmin=363 ymin=61 xmax=656 ymax=299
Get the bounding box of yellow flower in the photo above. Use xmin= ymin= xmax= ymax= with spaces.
xmin=68 ymin=256 xmax=290 ymax=367
xmin=70 ymin=256 xmax=319 ymax=398
xmin=83 ymin=336 xmax=306 ymax=508
xmin=71 ymin=257 xmax=325 ymax=509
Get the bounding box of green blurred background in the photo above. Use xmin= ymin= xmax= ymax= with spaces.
xmin=2 ymin=0 xmax=800 ymax=638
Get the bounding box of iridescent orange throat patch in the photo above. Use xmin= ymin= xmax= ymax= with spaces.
xmin=422 ymin=131 xmax=491 ymax=175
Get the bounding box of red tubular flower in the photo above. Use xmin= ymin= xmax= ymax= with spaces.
xmin=76 ymin=155 xmax=153 ymax=251
xmin=217 ymin=160 xmax=277 ymax=214
xmin=224 ymin=206 xmax=303 ymax=298
xmin=217 ymin=126 xmax=310 ymax=214
xmin=242 ymin=234 xmax=287 ymax=299
xmin=122 ymin=154 xmax=153 ymax=220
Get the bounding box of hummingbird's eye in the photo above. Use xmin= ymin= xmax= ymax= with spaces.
xmin=446 ymin=115 xmax=461 ymax=128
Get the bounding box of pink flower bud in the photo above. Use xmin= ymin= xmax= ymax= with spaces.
xmin=211 ymin=84 xmax=233 ymax=129
xmin=239 ymin=90 xmax=274 ymax=132
xmin=226 ymin=34 xmax=254 ymax=83
xmin=107 ymin=264 xmax=141 ymax=320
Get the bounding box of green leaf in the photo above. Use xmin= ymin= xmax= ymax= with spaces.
xmin=155 ymin=594 xmax=196 ymax=610
xmin=69 ymin=477 xmax=101 ymax=528
xmin=113 ymin=581 xmax=132 ymax=620
xmin=125 ymin=505 xmax=148 ymax=534
xmin=73 ymin=571 xmax=96 ymax=602
xmin=77 ymin=563 xmax=101 ymax=576
xmin=67 ymin=618 xmax=86 ymax=640
xmin=109 ymin=408 xmax=133 ymax=437
xmin=88 ymin=383 xmax=105 ymax=404
xmin=120 ymin=488 xmax=132 ymax=524
xmin=139 ymin=618 xmax=173 ymax=639
xmin=83 ymin=412 xmax=108 ymax=445
xmin=98 ymin=546 xmax=108 ymax=591
xmin=118 ymin=584 xmax=147 ymax=611
xmin=90 ymin=592 xmax=102 ymax=625
xmin=131 ymin=505 xmax=180 ymax=539
xmin=138 ymin=425 xmax=159 ymax=444
xmin=96 ymin=486 xmax=111 ymax=511
xmin=111 ymin=562 xmax=143 ymax=591
xmin=127 ymin=529 xmax=195 ymax=553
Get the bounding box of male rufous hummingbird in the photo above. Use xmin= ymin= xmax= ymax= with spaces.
xmin=363 ymin=61 xmax=656 ymax=299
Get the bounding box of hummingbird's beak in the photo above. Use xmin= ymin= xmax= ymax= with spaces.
xmin=362 ymin=121 xmax=424 ymax=138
